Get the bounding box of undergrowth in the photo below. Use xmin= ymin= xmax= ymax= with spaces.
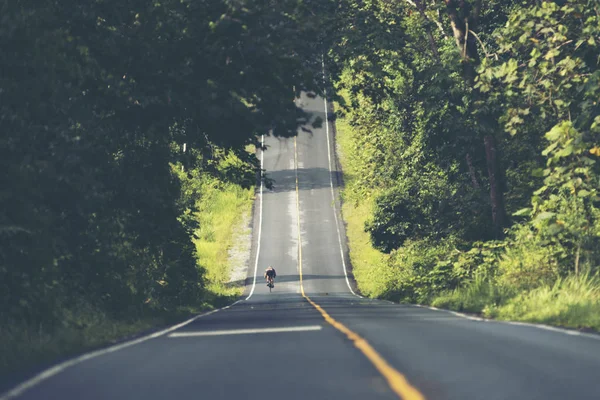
xmin=336 ymin=113 xmax=600 ymax=332
xmin=486 ymin=274 xmax=600 ymax=330
xmin=194 ymin=176 xmax=253 ymax=300
xmin=337 ymin=118 xmax=391 ymax=297
xmin=1 ymin=156 xmax=254 ymax=380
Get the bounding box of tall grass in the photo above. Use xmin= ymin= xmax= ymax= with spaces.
xmin=336 ymin=118 xmax=392 ymax=297
xmin=431 ymin=274 xmax=600 ymax=330
xmin=431 ymin=274 xmax=514 ymax=313
xmin=194 ymin=178 xmax=254 ymax=300
xmin=486 ymin=274 xmax=600 ymax=330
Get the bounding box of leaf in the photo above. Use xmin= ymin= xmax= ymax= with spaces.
xmin=577 ymin=190 xmax=591 ymax=197
xmin=513 ymin=208 xmax=531 ymax=217
xmin=542 ymin=142 xmax=559 ymax=156
xmin=556 ymin=145 xmax=574 ymax=158
xmin=546 ymin=223 xmax=564 ymax=236
xmin=531 ymin=168 xmax=545 ymax=177
xmin=545 ymin=124 xmax=564 ymax=141
xmin=534 ymin=211 xmax=556 ymax=222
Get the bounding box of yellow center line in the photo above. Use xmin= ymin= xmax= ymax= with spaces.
xmin=294 ymin=137 xmax=426 ymax=400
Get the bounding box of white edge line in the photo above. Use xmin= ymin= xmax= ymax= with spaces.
xmin=294 ymin=136 xmax=301 ymax=293
xmin=168 ymin=325 xmax=322 ymax=337
xmin=0 ymin=304 xmax=236 ymax=400
xmin=408 ymin=304 xmax=600 ymax=340
xmin=321 ymin=57 xmax=362 ymax=299
xmin=245 ymin=134 xmax=264 ymax=300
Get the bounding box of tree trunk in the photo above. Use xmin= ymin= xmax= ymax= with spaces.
xmin=444 ymin=0 xmax=507 ymax=237
xmin=445 ymin=0 xmax=480 ymax=81
xmin=412 ymin=0 xmax=440 ymax=62
xmin=484 ymin=135 xmax=506 ymax=238
xmin=465 ymin=153 xmax=480 ymax=189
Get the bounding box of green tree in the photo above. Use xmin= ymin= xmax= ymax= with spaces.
xmin=1 ymin=0 xmax=325 ymax=326
xmin=479 ymin=0 xmax=600 ymax=274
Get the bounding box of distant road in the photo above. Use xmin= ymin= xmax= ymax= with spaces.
xmin=3 ymin=92 xmax=600 ymax=400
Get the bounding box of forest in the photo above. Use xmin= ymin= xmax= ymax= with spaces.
xmin=1 ymin=0 xmax=599 ymax=376
xmin=329 ymin=0 xmax=600 ymax=329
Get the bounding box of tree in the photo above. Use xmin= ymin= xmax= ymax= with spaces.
xmin=478 ymin=0 xmax=600 ymax=273
xmin=0 ymin=0 xmax=324 ymax=324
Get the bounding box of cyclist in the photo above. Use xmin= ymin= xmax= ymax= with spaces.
xmin=264 ymin=266 xmax=277 ymax=287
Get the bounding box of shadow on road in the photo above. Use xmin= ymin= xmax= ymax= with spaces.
xmin=264 ymin=168 xmax=342 ymax=193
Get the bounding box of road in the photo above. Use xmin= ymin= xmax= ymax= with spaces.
xmin=4 ymin=92 xmax=600 ymax=400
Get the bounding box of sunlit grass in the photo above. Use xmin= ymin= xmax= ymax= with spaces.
xmin=194 ymin=179 xmax=254 ymax=299
xmin=432 ymin=273 xmax=600 ymax=331
xmin=431 ymin=274 xmax=514 ymax=313
xmin=336 ymin=118 xmax=391 ymax=298
xmin=485 ymin=274 xmax=600 ymax=330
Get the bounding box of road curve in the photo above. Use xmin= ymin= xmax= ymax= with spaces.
xmin=3 ymin=92 xmax=600 ymax=400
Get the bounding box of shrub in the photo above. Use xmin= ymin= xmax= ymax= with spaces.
xmin=385 ymin=238 xmax=461 ymax=303
xmin=496 ymin=224 xmax=562 ymax=291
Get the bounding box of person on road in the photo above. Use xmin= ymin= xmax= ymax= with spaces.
xmin=264 ymin=266 xmax=276 ymax=286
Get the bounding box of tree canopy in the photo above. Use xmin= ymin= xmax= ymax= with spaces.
xmin=328 ymin=0 xmax=600 ymax=303
xmin=2 ymin=0 xmax=599 ymax=347
xmin=0 ymin=0 xmax=325 ymax=325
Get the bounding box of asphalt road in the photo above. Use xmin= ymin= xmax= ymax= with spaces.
xmin=4 ymin=92 xmax=600 ymax=400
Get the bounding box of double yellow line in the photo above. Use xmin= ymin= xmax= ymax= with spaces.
xmin=293 ymin=138 xmax=425 ymax=400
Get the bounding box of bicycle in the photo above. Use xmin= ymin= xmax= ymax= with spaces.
xmin=267 ymin=276 xmax=275 ymax=292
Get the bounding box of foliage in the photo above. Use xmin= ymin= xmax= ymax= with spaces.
xmin=385 ymin=238 xmax=462 ymax=303
xmin=336 ymin=118 xmax=392 ymax=297
xmin=1 ymin=0 xmax=323 ymax=373
xmin=333 ymin=0 xmax=600 ymax=331
xmin=486 ymin=274 xmax=600 ymax=331
xmin=432 ymin=274 xmax=514 ymax=313
xmin=479 ymin=0 xmax=600 ymax=274
xmin=496 ymin=223 xmax=562 ymax=290
xmin=366 ymin=169 xmax=486 ymax=252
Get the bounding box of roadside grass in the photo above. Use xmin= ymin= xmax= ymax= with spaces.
xmin=342 ymin=199 xmax=392 ymax=297
xmin=0 ymin=304 xmax=204 ymax=383
xmin=430 ymin=273 xmax=600 ymax=331
xmin=194 ymin=177 xmax=254 ymax=301
xmin=485 ymin=274 xmax=600 ymax=330
xmin=1 ymin=166 xmax=254 ymax=381
xmin=431 ymin=275 xmax=514 ymax=313
xmin=336 ymin=118 xmax=391 ymax=298
xmin=1 ymin=314 xmax=155 ymax=379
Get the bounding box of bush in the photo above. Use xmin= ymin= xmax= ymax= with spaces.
xmin=496 ymin=224 xmax=561 ymax=291
xmin=384 ymin=238 xmax=461 ymax=303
